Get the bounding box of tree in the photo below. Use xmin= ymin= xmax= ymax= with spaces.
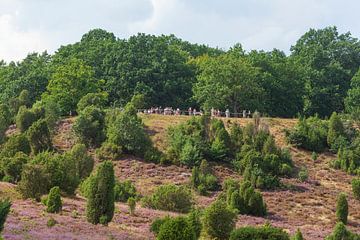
xmin=202 ymin=200 xmax=236 ymax=240
xmin=16 ymin=106 xmax=36 ymax=132
xmin=46 ymin=186 xmax=62 ymax=213
xmin=352 ymin=178 xmax=360 ymax=200
xmin=193 ymin=52 xmax=265 ymax=113
xmin=345 ymin=69 xmax=360 ymax=124
xmin=67 ymin=144 xmax=94 ymax=180
xmin=27 ymin=119 xmax=52 ymax=154
xmin=336 ymin=193 xmax=348 ymax=224
xmin=327 ymin=112 xmax=345 ymax=151
xmin=18 ymin=164 xmax=49 ymax=201
xmin=325 ymin=222 xmax=360 ymax=240
xmin=86 ymin=161 xmax=115 ymax=225
xmin=77 ymin=92 xmax=108 ymax=112
xmin=42 ymin=58 xmax=98 ymax=115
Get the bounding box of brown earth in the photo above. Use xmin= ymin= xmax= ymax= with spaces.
xmin=2 ymin=114 xmax=360 ymax=240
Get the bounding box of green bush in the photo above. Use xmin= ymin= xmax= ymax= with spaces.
xmin=202 ymin=200 xmax=236 ymax=240
xmin=0 ymin=116 xmax=8 ymax=144
xmin=67 ymin=144 xmax=94 ymax=180
xmin=114 ymin=180 xmax=137 ymax=202
xmin=27 ymin=119 xmax=52 ymax=154
xmin=46 ymin=186 xmax=62 ymax=213
xmin=190 ymin=160 xmax=219 ymax=195
xmin=0 ymin=199 xmax=11 ymax=232
xmin=18 ymin=90 xmax=31 ymax=107
xmin=352 ymin=178 xmax=360 ymax=200
xmin=0 ymin=104 xmax=11 ymax=127
xmin=325 ymin=222 xmax=360 ymax=240
xmin=0 ymin=134 xmax=31 ymax=158
xmin=150 ymin=216 xmax=171 ymax=235
xmin=327 ymin=112 xmax=346 ymax=152
xmin=1 ymin=152 xmax=29 ymax=183
xmin=336 ymin=193 xmax=348 ymax=224
xmin=157 ymin=216 xmax=196 ymax=240
xmin=18 ymin=164 xmax=49 ymax=201
xmin=229 ymin=224 xmax=290 ymax=240
xmin=86 ymin=161 xmax=115 ymax=225
xmin=292 ymin=229 xmax=304 ymax=240
xmin=335 ymin=143 xmax=360 ymax=175
xmin=187 ymin=208 xmax=202 ymax=239
xmin=16 ymin=106 xmax=36 ymax=132
xmin=73 ymin=106 xmax=105 ymax=147
xmin=96 ymin=142 xmax=123 ymax=161
xmin=286 ymin=116 xmax=328 ymax=152
xmin=298 ymin=167 xmax=309 ymax=182
xmin=77 ymin=92 xmax=108 ymax=112
xmin=47 ymin=217 xmax=57 ymax=228
xmin=229 ymin=123 xmax=243 ymax=152
xmin=127 ymin=197 xmax=136 ymax=215
xmin=180 ymin=139 xmax=204 ymax=167
xmin=143 ymin=184 xmax=192 ymax=213
xmin=107 ymin=103 xmax=152 ymax=157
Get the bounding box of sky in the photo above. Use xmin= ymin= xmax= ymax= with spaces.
xmin=1 ymin=0 xmax=360 ymax=62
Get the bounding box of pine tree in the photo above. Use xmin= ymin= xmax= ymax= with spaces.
xmin=46 ymin=186 xmax=62 ymax=213
xmin=336 ymin=193 xmax=348 ymax=224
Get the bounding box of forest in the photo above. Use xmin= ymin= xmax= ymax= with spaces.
xmin=0 ymin=26 xmax=359 ymax=240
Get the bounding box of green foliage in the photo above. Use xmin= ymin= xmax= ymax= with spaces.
xmin=292 ymin=229 xmax=304 ymax=240
xmin=286 ymin=116 xmax=328 ymax=152
xmin=328 ymin=112 xmax=346 ymax=152
xmin=336 ymin=193 xmax=348 ymax=224
xmin=190 ymin=160 xmax=219 ymax=195
xmin=107 ymin=104 xmax=152 ymax=157
xmin=46 ymin=186 xmax=62 ymax=213
xmin=67 ymin=144 xmax=94 ymax=180
xmin=1 ymin=152 xmax=29 ymax=183
xmin=229 ymin=224 xmax=290 ymax=240
xmin=325 ymin=222 xmax=360 ymax=240
xmin=42 ymin=58 xmax=98 ymax=115
xmin=77 ymin=92 xmax=108 ymax=113
xmin=157 ymin=216 xmax=196 ymax=240
xmin=345 ymin=69 xmax=360 ymax=123
xmin=151 ymin=216 xmax=171 ymax=235
xmin=0 ymin=134 xmax=31 ymax=158
xmin=352 ymin=178 xmax=360 ymax=200
xmin=0 ymin=199 xmax=11 ymax=233
xmin=298 ymin=167 xmax=309 ymax=182
xmin=47 ymin=217 xmax=57 ymax=227
xmin=127 ymin=197 xmax=136 ymax=215
xmin=0 ymin=104 xmax=11 ymax=127
xmin=16 ymin=106 xmax=36 ymax=132
xmin=96 ymin=142 xmax=123 ymax=161
xmin=202 ymin=200 xmax=236 ymax=240
xmin=86 ymin=161 xmax=115 ymax=225
xmin=73 ymin=106 xmax=105 ymax=147
xmin=18 ymin=164 xmax=49 ymax=201
xmin=143 ymin=184 xmax=192 ymax=213
xmin=226 ymin=180 xmax=267 ymax=217
xmin=27 ymin=119 xmax=52 ymax=154
xmin=114 ymin=180 xmax=137 ymax=202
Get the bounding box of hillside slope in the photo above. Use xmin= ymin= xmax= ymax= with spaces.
xmin=2 ymin=114 xmax=360 ymax=240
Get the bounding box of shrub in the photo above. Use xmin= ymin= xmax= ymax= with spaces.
xmin=114 ymin=180 xmax=137 ymax=202
xmin=73 ymin=106 xmax=105 ymax=147
xmin=292 ymin=229 xmax=304 ymax=240
xmin=1 ymin=152 xmax=29 ymax=183
xmin=230 ymin=224 xmax=290 ymax=240
xmin=0 ymin=104 xmax=11 ymax=126
xmin=180 ymin=139 xmax=203 ymax=167
xmin=0 ymin=134 xmax=31 ymax=158
xmin=127 ymin=197 xmax=136 ymax=215
xmin=286 ymin=116 xmax=328 ymax=152
xmin=187 ymin=208 xmax=202 ymax=239
xmin=86 ymin=161 xmax=115 ymax=225
xmin=0 ymin=199 xmax=11 ymax=232
xmin=77 ymin=92 xmax=108 ymax=113
xmin=143 ymin=184 xmax=192 ymax=213
xmin=352 ymin=178 xmax=360 ymax=200
xmin=67 ymin=144 xmax=94 ymax=180
xmin=298 ymin=167 xmax=309 ymax=182
xmin=18 ymin=90 xmax=31 ymax=107
xmin=107 ymin=104 xmax=152 ymax=157
xmin=190 ymin=160 xmax=219 ymax=195
xmin=150 ymin=216 xmax=171 ymax=235
xmin=46 ymin=186 xmax=62 ymax=213
xmin=47 ymin=217 xmax=57 ymax=228
xmin=157 ymin=216 xmax=195 ymax=240
xmin=325 ymin=222 xmax=360 ymax=240
xmin=27 ymin=119 xmax=52 ymax=154
xmin=336 ymin=193 xmax=348 ymax=224
xmin=15 ymin=106 xmax=36 ymax=132
xmin=327 ymin=112 xmax=346 ymax=152
xmin=311 ymin=152 xmax=318 ymax=161
xmin=18 ymin=164 xmax=49 ymax=201
xmin=96 ymin=142 xmax=123 ymax=161
xmin=0 ymin=116 xmax=8 ymax=144
xmin=230 ymin=123 xmax=243 ymax=151
xmin=202 ymin=200 xmax=236 ymax=240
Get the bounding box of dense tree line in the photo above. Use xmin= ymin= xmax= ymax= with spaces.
xmin=1 ymin=26 xmax=360 ymax=117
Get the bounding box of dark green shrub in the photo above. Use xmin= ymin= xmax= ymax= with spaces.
xmin=180 ymin=139 xmax=204 ymax=167
xmin=47 ymin=217 xmax=57 ymax=227
xmin=190 ymin=160 xmax=219 ymax=195
xmin=0 ymin=199 xmax=11 ymax=232
xmin=209 ymin=119 xmax=231 ymax=161
xmin=292 ymin=229 xmax=304 ymax=240
xmin=202 ymin=200 xmax=236 ymax=240
xmin=1 ymin=152 xmax=29 ymax=183
xmin=86 ymin=161 xmax=115 ymax=225
xmin=77 ymin=92 xmax=108 ymax=112
xmin=67 ymin=144 xmax=94 ymax=180
xmin=18 ymin=90 xmax=31 ymax=107
xmin=127 ymin=197 xmax=136 ymax=215
xmin=325 ymin=222 xmax=360 ymax=240
xmin=150 ymin=216 xmax=171 ymax=235
xmin=230 ymin=123 xmax=243 ymax=151
xmin=0 ymin=104 xmax=11 ymax=126
xmin=286 ymin=116 xmax=328 ymax=152
xmin=143 ymin=184 xmax=192 ymax=213
xmin=336 ymin=193 xmax=348 ymax=224
xmin=352 ymin=178 xmax=360 ymax=200
xmin=328 ymin=112 xmax=346 ymax=152
xmin=0 ymin=134 xmax=31 ymax=158
xmin=18 ymin=164 xmax=49 ymax=201
xmin=187 ymin=208 xmax=202 ymax=239
xmin=157 ymin=216 xmax=196 ymax=240
xmin=16 ymin=106 xmax=36 ymax=132
xmin=96 ymin=142 xmax=123 ymax=161
xmin=114 ymin=180 xmax=137 ymax=202
xmin=0 ymin=116 xmax=8 ymax=144
xmin=27 ymin=119 xmax=52 ymax=154
xmin=73 ymin=106 xmax=105 ymax=147
xmin=107 ymin=104 xmax=152 ymax=157
xmin=298 ymin=167 xmax=309 ymax=182
xmin=229 ymin=224 xmax=290 ymax=240
xmin=46 ymin=186 xmax=62 ymax=213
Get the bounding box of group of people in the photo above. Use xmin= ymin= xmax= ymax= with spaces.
xmin=141 ymin=107 xmax=252 ymax=118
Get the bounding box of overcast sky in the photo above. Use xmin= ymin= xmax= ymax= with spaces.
xmin=1 ymin=0 xmax=360 ymax=62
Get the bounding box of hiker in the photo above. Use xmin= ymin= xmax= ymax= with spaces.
xmin=188 ymin=107 xmax=192 ymax=116
xmin=225 ymin=109 xmax=230 ymax=118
